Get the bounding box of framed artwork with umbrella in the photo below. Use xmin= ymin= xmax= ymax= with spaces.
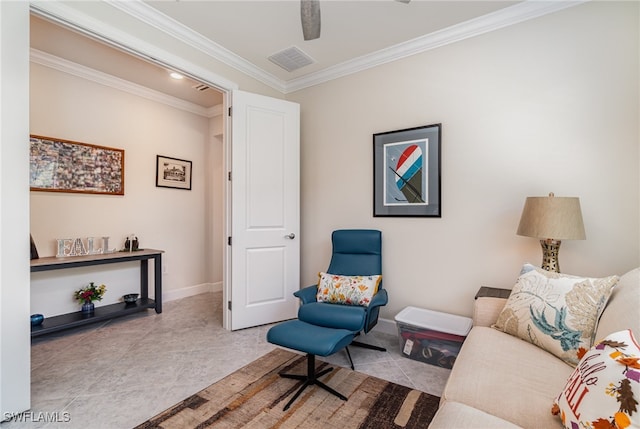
xmin=373 ymin=123 xmax=441 ymax=217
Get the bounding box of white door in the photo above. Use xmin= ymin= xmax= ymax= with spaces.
xmin=228 ymin=90 xmax=300 ymax=330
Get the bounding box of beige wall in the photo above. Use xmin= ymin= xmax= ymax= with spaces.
xmin=288 ymin=1 xmax=639 ymax=319
xmin=29 ymin=62 xmax=222 ymax=316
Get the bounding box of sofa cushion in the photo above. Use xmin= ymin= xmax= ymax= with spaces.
xmin=552 ymin=329 xmax=640 ymax=429
xmin=596 ymin=268 xmax=640 ymax=340
xmin=493 ymin=264 xmax=618 ymax=366
xmin=316 ymin=272 xmax=381 ymax=306
xmin=429 ymin=402 xmax=522 ymax=429
xmin=442 ymin=326 xmax=570 ymax=429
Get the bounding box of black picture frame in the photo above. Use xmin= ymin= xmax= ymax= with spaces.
xmin=373 ymin=124 xmax=441 ymax=217
xmin=155 ymin=155 xmax=192 ymax=190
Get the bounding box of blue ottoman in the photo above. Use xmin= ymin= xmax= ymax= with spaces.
xmin=267 ymin=320 xmax=355 ymax=410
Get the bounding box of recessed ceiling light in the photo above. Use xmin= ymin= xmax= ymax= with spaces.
xmin=169 ymin=72 xmax=184 ymax=80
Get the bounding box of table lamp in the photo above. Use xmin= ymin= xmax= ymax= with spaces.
xmin=516 ymin=192 xmax=586 ymax=273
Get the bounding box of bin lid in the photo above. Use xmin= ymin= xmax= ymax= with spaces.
xmin=394 ymin=306 xmax=472 ymax=336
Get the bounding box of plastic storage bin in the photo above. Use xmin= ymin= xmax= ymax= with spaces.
xmin=395 ymin=306 xmax=472 ymax=369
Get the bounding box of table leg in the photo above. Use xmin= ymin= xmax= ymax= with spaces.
xmin=140 ymin=259 xmax=149 ymax=300
xmin=154 ymin=254 xmax=162 ymax=313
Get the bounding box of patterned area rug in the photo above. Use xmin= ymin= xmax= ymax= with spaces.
xmin=135 ymin=348 xmax=440 ymax=429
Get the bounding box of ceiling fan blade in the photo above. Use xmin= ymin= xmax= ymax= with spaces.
xmin=301 ymin=0 xmax=321 ymax=41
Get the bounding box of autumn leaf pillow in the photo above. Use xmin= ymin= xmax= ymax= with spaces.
xmin=552 ymin=329 xmax=640 ymax=429
xmin=493 ymin=264 xmax=618 ymax=366
xmin=316 ymin=272 xmax=381 ymax=307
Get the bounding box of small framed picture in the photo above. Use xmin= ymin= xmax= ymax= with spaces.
xmin=155 ymin=155 xmax=192 ymax=190
xmin=373 ymin=124 xmax=441 ymax=217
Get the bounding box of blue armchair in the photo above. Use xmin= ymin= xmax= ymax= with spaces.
xmin=294 ymin=229 xmax=388 ymax=368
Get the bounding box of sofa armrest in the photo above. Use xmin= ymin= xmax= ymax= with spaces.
xmin=473 ymin=287 xmax=511 ymax=327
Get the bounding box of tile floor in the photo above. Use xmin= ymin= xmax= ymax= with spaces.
xmin=6 ymin=292 xmax=450 ymax=428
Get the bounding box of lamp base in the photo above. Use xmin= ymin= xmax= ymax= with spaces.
xmin=540 ymin=239 xmax=561 ymax=273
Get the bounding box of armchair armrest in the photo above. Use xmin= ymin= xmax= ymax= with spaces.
xmin=362 ymin=288 xmax=388 ymax=333
xmin=294 ymin=285 xmax=318 ymax=304
xmin=473 ymin=286 xmax=511 ymax=327
xmin=369 ymin=288 xmax=388 ymax=309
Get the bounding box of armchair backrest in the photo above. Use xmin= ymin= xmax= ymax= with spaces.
xmin=327 ymin=229 xmax=382 ymax=289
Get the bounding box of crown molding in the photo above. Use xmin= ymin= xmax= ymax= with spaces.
xmin=107 ymin=0 xmax=584 ymax=94
xmin=32 ymin=0 xmax=585 ymax=95
xmin=30 ymin=49 xmax=223 ymax=118
xmin=30 ymin=1 xmax=239 ymax=94
xmin=285 ymin=0 xmax=587 ymax=93
xmin=208 ymin=104 xmax=224 ymax=118
xmin=105 ymin=0 xmax=287 ymax=94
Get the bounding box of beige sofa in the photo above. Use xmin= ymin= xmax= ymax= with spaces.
xmin=429 ymin=267 xmax=640 ymax=429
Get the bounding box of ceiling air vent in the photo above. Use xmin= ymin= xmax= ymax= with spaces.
xmin=192 ymin=83 xmax=210 ymax=92
xmin=268 ymin=46 xmax=315 ymax=72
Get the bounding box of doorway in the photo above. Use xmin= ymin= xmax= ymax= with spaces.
xmin=29 ymin=7 xmax=301 ymax=333
xmin=29 ymin=13 xmax=229 ymax=325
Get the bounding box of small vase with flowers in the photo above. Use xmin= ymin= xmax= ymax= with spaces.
xmin=74 ymin=282 xmax=107 ymax=314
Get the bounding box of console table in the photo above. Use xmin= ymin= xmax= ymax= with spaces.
xmin=30 ymin=249 xmax=163 ymax=337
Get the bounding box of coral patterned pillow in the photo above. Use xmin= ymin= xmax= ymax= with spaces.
xmin=493 ymin=264 xmax=618 ymax=366
xmin=316 ymin=272 xmax=381 ymax=307
xmin=552 ymin=329 xmax=640 ymax=429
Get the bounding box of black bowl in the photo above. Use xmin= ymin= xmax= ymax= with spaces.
xmin=123 ymin=293 xmax=139 ymax=304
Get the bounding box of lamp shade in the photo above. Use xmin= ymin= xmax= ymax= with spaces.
xmin=517 ymin=193 xmax=586 ymax=240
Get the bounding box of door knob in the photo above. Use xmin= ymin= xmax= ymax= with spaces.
xmin=285 ymin=233 xmax=296 ymax=239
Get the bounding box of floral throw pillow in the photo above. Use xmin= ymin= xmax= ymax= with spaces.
xmin=552 ymin=329 xmax=640 ymax=429
xmin=493 ymin=264 xmax=619 ymax=366
xmin=316 ymin=272 xmax=381 ymax=307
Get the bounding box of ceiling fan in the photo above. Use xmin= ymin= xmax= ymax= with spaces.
xmin=300 ymin=0 xmax=410 ymax=41
xmin=300 ymin=0 xmax=321 ymax=41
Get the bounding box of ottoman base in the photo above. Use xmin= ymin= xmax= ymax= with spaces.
xmin=267 ymin=320 xmax=355 ymax=410
xmin=279 ymin=353 xmax=347 ymax=411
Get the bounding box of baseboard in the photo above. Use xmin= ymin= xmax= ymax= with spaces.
xmin=163 ymin=281 xmax=222 ymax=302
xmin=371 ymin=317 xmax=398 ymax=336
xmin=162 ymin=287 xmax=397 ymax=338
xmin=211 ymin=281 xmax=223 ymax=292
